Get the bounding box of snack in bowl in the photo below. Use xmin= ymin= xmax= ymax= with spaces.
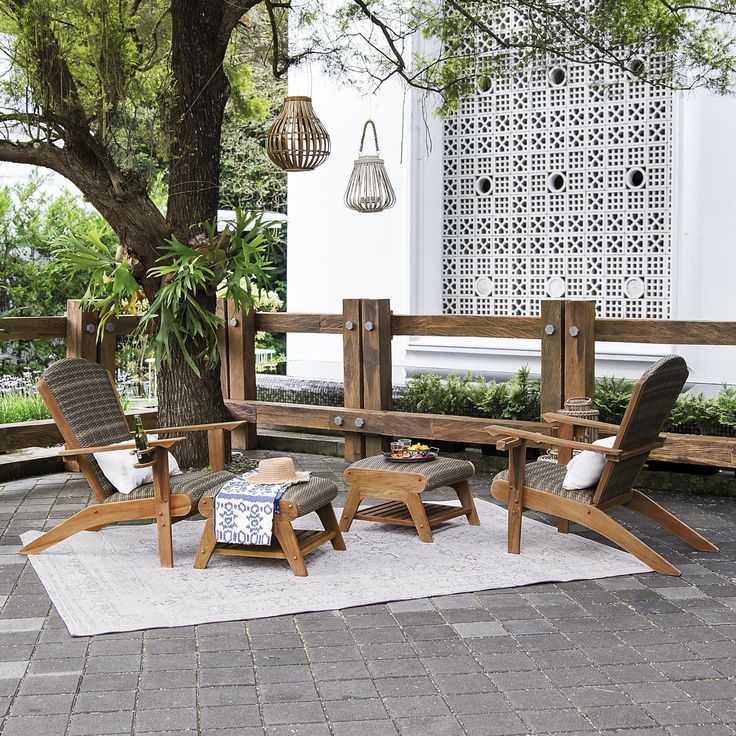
xmin=409 ymin=444 xmax=439 ymax=458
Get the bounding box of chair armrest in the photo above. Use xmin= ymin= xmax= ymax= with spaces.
xmin=145 ymin=421 xmax=246 ymax=472
xmin=542 ymin=412 xmax=620 ymax=434
xmin=484 ymin=425 xmax=623 ymax=458
xmin=145 ymin=421 xmax=246 ymax=434
xmin=59 ymin=437 xmax=185 ymax=457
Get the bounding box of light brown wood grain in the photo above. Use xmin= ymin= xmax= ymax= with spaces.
xmin=342 ymin=299 xmax=365 ymax=462
xmin=227 ymin=302 xmax=257 ymax=450
xmin=540 ymin=300 xmax=565 ymax=415
xmin=254 ymin=312 xmax=344 ymax=334
xmin=564 ymin=300 xmax=596 ymax=401
xmin=195 ymin=492 xmax=343 ymax=575
xmin=596 ymin=319 xmax=736 ymax=345
xmin=362 ymin=300 xmax=393 ymax=457
xmin=0 ymin=316 xmax=66 ymax=341
xmin=65 ymin=300 xmax=97 ymax=363
xmin=651 ymin=433 xmax=736 ymax=468
xmin=391 ymin=315 xmax=540 ymax=338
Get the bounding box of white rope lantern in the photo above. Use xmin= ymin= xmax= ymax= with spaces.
xmin=344 ymin=120 xmax=396 ymax=213
xmin=266 ymin=96 xmax=331 ymax=172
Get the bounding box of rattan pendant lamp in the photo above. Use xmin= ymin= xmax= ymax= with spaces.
xmin=266 ymin=96 xmax=331 ymax=171
xmin=344 ymin=119 xmax=396 ymax=213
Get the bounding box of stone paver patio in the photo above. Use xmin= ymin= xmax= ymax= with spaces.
xmin=0 ymin=451 xmax=735 ymax=735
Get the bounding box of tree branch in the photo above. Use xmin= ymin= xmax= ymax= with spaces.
xmin=0 ymin=139 xmax=68 ymax=172
xmin=219 ymin=0 xmax=264 ymax=46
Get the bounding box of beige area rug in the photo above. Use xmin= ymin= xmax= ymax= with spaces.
xmin=22 ymin=499 xmax=651 ymax=636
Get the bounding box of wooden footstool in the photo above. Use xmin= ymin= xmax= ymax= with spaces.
xmin=340 ymin=456 xmax=479 ymax=542
xmin=194 ymin=477 xmax=346 ymax=576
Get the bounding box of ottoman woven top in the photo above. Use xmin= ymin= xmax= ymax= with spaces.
xmin=347 ymin=455 xmax=475 ymax=492
xmin=202 ymin=475 xmax=338 ymax=518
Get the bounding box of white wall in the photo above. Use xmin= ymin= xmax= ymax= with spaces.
xmin=672 ymin=89 xmax=736 ymax=384
xmin=282 ymin=75 xmax=736 ymax=387
xmin=285 ymin=72 xmax=413 ymax=380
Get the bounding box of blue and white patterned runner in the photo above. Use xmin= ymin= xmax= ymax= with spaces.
xmin=214 ymin=471 xmax=294 ymax=546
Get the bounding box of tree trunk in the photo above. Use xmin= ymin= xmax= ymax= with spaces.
xmin=156 ymin=298 xmax=229 ymax=468
xmin=156 ymin=2 xmax=233 ymax=467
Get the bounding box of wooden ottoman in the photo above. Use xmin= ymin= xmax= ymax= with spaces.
xmin=340 ymin=456 xmax=479 ymax=542
xmin=194 ymin=476 xmax=346 ymax=576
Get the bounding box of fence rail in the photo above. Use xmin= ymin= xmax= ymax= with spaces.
xmin=2 ymin=298 xmax=736 ymax=469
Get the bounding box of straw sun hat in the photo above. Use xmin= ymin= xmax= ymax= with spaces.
xmin=248 ymin=457 xmax=310 ymax=485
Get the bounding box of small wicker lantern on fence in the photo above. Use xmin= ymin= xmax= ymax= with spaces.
xmin=266 ymin=96 xmax=331 ymax=171
xmin=344 ymin=120 xmax=396 ymax=213
xmin=538 ymin=396 xmax=600 ymax=463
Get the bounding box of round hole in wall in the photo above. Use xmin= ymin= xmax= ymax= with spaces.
xmin=475 ymin=175 xmax=493 ymax=196
xmin=547 ymin=66 xmax=567 ymax=87
xmin=625 ymin=167 xmax=647 ymax=190
xmin=627 ymin=56 xmax=645 ymax=76
xmin=624 ymin=276 xmax=645 ymax=299
xmin=474 ymin=275 xmax=494 ymax=297
xmin=546 ymin=276 xmax=567 ymax=298
xmin=477 ymin=75 xmax=493 ymax=93
xmin=546 ymin=171 xmax=567 ymax=193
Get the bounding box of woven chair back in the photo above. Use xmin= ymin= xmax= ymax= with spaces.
xmin=593 ymin=355 xmax=688 ymax=505
xmin=39 ymin=358 xmax=130 ymax=498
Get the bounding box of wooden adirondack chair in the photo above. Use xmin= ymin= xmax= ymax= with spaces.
xmin=486 ymin=355 xmax=718 ymax=576
xmin=20 ymin=358 xmax=243 ymax=567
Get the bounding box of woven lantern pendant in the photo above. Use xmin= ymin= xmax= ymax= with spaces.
xmin=344 ymin=120 xmax=396 ymax=213
xmin=266 ymin=96 xmax=331 ymax=171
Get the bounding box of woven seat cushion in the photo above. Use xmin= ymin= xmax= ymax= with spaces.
xmin=493 ymin=461 xmax=596 ymax=504
xmin=201 ymin=475 xmax=338 ymax=518
xmin=348 ymin=455 xmax=475 ymax=492
xmin=104 ymin=469 xmax=234 ymax=506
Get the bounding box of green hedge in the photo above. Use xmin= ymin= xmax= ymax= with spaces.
xmin=395 ymin=369 xmax=736 ymax=436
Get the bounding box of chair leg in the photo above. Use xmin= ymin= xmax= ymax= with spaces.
xmin=557 ymin=518 xmax=570 ymax=534
xmin=572 ymin=503 xmax=681 ymax=576
xmin=453 ymin=481 xmax=480 ymax=526
xmin=625 ymin=490 xmax=719 ymax=553
xmin=273 ymin=520 xmax=308 ymax=577
xmin=152 ymin=449 xmax=173 ymax=568
xmin=21 ymin=500 xmax=157 ymax=555
xmin=193 ymin=518 xmax=217 ymax=569
xmin=491 ymin=484 xmax=681 ymax=576
xmin=316 ymin=505 xmax=347 ymax=551
xmin=405 ymin=494 xmax=433 ymax=543
xmin=339 ymin=485 xmax=363 ymax=532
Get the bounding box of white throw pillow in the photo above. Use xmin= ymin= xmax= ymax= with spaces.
xmin=562 ymin=435 xmax=617 ymax=490
xmin=93 ymin=435 xmax=182 ymax=495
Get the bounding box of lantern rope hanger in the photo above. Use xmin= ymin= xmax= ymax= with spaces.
xmin=344 ymin=119 xmax=396 ymax=213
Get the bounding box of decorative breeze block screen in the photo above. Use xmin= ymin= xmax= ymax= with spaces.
xmin=442 ymin=40 xmax=673 ymax=318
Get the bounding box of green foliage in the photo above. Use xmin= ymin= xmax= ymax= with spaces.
xmin=55 ymin=208 xmax=277 ymax=375
xmin=220 ymin=63 xmax=287 ymax=215
xmin=594 ymin=376 xmax=636 ymax=423
xmin=0 ymin=175 xmax=111 ymax=373
xmin=715 ymin=385 xmax=736 ymax=430
xmin=0 ymin=380 xmax=50 ymax=423
xmin=669 ymin=391 xmax=721 ymax=432
xmin=396 ymin=368 xmax=540 ymax=421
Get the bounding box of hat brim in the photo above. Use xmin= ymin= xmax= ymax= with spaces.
xmin=248 ymin=471 xmax=310 ymax=485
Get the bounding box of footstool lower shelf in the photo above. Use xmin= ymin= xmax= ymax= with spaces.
xmin=194 ymin=478 xmax=346 ymax=577
xmin=341 ymin=456 xmax=480 ymax=543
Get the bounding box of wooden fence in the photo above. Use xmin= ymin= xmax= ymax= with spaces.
xmin=2 ymin=299 xmax=736 ymax=468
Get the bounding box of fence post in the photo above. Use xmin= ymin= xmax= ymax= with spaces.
xmin=564 ymin=299 xmax=596 ymax=401
xmin=66 ymin=300 xmax=97 ymax=363
xmin=361 ymin=299 xmax=393 ymax=457
xmin=342 ymin=299 xmax=365 ymax=462
xmin=225 ymin=300 xmax=258 ymax=450
xmin=540 ymin=299 xmax=565 ymax=415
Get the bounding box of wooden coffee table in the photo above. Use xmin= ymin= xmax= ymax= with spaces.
xmin=340 ymin=455 xmax=479 ymax=542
